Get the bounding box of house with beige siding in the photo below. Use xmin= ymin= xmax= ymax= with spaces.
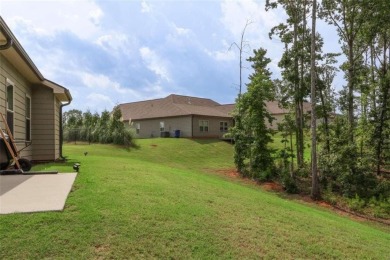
xmin=119 ymin=94 xmax=234 ymax=138
xmin=119 ymin=94 xmax=313 ymax=138
xmin=0 ymin=17 xmax=72 ymax=162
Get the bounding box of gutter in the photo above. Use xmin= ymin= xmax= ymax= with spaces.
xmin=0 ymin=32 xmax=12 ymax=50
xmin=0 ymin=17 xmax=44 ymax=81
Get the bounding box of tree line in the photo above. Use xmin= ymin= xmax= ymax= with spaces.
xmin=63 ymin=106 xmax=135 ymax=147
xmin=231 ymin=0 xmax=389 ymax=216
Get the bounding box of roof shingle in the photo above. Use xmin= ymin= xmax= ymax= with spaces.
xmin=119 ymin=94 xmax=311 ymax=121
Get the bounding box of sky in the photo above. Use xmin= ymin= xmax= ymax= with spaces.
xmin=1 ymin=0 xmax=342 ymax=113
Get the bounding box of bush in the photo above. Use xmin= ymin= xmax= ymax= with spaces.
xmin=278 ymin=169 xmax=299 ymax=194
xmin=63 ymin=107 xmax=137 ymax=147
xmin=347 ymin=194 xmax=366 ymax=213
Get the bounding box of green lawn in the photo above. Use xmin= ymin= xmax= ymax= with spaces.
xmin=0 ymin=138 xmax=389 ymax=259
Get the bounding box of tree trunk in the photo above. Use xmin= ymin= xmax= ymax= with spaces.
xmin=298 ymin=0 xmax=307 ymax=168
xmin=347 ymin=38 xmax=355 ymax=143
xmin=293 ymin=16 xmax=304 ymax=169
xmin=376 ymin=37 xmax=389 ymax=175
xmin=310 ymin=0 xmax=320 ymax=200
xmin=319 ymin=88 xmax=330 ymax=153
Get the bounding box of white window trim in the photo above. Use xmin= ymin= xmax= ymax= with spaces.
xmin=5 ymin=79 xmax=15 ymax=135
xmin=160 ymin=121 xmax=165 ymax=132
xmin=199 ymin=120 xmax=209 ymax=132
xmin=220 ymin=121 xmax=228 ymax=132
xmin=6 ymin=79 xmax=14 ymax=112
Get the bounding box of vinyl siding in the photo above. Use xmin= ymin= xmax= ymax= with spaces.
xmin=31 ymin=86 xmax=56 ymax=161
xmin=129 ymin=116 xmax=192 ymax=138
xmin=269 ymin=114 xmax=284 ymax=130
xmin=0 ymin=54 xmax=33 ymax=159
xmin=192 ymin=115 xmax=233 ymax=138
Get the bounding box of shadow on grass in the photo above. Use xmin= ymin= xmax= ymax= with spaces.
xmin=190 ymin=138 xmax=226 ymax=145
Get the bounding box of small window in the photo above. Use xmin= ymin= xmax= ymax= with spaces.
xmin=25 ymin=96 xmax=31 ymax=141
xmin=220 ymin=121 xmax=228 ymax=132
xmin=136 ymin=123 xmax=140 ymax=134
xmin=6 ymin=84 xmax=14 ymax=135
xmin=199 ymin=120 xmax=209 ymax=132
xmin=160 ymin=121 xmax=165 ymax=132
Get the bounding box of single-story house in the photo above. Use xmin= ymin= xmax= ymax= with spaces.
xmin=119 ymin=94 xmax=235 ymax=138
xmin=0 ymin=17 xmax=72 ymax=162
xmin=119 ymin=94 xmax=313 ymax=138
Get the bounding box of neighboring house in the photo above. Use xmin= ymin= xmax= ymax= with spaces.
xmin=119 ymin=94 xmax=313 ymax=138
xmin=119 ymin=94 xmax=234 ymax=138
xmin=266 ymin=101 xmax=312 ymax=129
xmin=0 ymin=17 xmax=72 ymax=161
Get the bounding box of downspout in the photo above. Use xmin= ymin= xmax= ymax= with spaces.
xmin=59 ymin=89 xmax=72 ymax=160
xmin=191 ymin=115 xmax=194 ymax=138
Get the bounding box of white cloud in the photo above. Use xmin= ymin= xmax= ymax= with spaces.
xmin=141 ymin=0 xmax=151 ymax=13
xmin=95 ymin=33 xmax=135 ymax=57
xmin=205 ymin=39 xmax=236 ymax=61
xmin=205 ymin=49 xmax=236 ymax=61
xmin=2 ymin=0 xmax=104 ymax=40
xmin=139 ymin=47 xmax=171 ymax=82
xmin=175 ymin=25 xmax=191 ymax=36
xmin=220 ymin=0 xmax=282 ymax=42
xmin=81 ymin=73 xmax=140 ymax=96
xmin=86 ymin=93 xmax=115 ymax=111
xmin=89 ymin=8 xmax=104 ymax=26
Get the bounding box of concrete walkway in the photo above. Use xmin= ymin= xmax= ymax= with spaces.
xmin=0 ymin=173 xmax=77 ymax=214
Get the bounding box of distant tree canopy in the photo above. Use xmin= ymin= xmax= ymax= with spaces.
xmin=231 ymin=0 xmax=389 ymax=213
xmin=63 ymin=106 xmax=135 ymax=147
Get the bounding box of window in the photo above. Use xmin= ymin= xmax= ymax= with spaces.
xmin=199 ymin=120 xmax=209 ymax=132
xmin=136 ymin=123 xmax=140 ymax=134
xmin=25 ymin=96 xmax=31 ymax=141
xmin=220 ymin=121 xmax=228 ymax=132
xmin=6 ymin=84 xmax=14 ymax=135
xmin=160 ymin=121 xmax=165 ymax=132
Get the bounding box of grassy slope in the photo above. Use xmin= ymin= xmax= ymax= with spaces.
xmin=0 ymin=139 xmax=389 ymax=259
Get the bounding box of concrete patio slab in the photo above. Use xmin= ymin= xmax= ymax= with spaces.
xmin=0 ymin=173 xmax=77 ymax=214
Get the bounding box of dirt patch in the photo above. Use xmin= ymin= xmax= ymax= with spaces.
xmin=150 ymin=144 xmax=158 ymax=147
xmin=213 ymin=168 xmax=283 ymax=192
xmin=215 ymin=168 xmax=240 ymax=178
xmin=261 ymin=182 xmax=284 ymax=192
xmin=94 ymin=244 xmax=110 ymax=254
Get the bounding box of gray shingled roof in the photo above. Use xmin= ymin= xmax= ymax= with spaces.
xmin=119 ymin=94 xmax=234 ymax=121
xmin=119 ymin=94 xmax=311 ymax=121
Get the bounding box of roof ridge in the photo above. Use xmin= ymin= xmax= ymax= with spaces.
xmin=119 ymin=97 xmax=165 ymax=106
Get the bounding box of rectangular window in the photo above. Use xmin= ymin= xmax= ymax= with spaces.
xmin=6 ymin=84 xmax=14 ymax=135
xmin=220 ymin=121 xmax=228 ymax=132
xmin=160 ymin=121 xmax=165 ymax=132
xmin=199 ymin=120 xmax=209 ymax=132
xmin=25 ymin=96 xmax=31 ymax=141
xmin=136 ymin=123 xmax=140 ymax=134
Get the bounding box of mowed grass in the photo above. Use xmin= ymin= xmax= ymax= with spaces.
xmin=0 ymin=139 xmax=389 ymax=259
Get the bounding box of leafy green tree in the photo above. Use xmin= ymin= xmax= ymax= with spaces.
xmin=63 ymin=109 xmax=83 ymax=142
xmin=316 ymin=53 xmax=338 ymax=153
xmin=80 ymin=110 xmax=96 ymax=143
xmin=362 ymin=0 xmax=390 ymax=175
xmin=266 ymin=0 xmax=313 ymax=169
xmin=231 ymin=48 xmax=275 ymax=180
xmin=320 ymin=0 xmax=368 ymax=143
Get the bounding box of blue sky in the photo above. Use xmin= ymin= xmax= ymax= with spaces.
xmin=1 ymin=0 xmax=341 ymax=113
